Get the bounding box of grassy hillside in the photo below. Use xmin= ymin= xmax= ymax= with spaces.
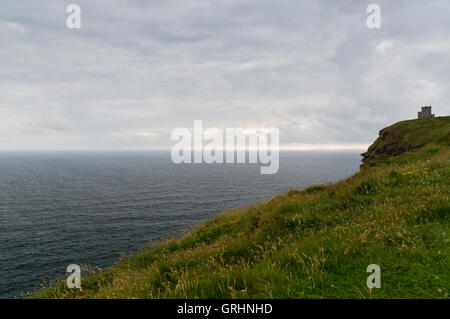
xmin=36 ymin=117 xmax=449 ymax=299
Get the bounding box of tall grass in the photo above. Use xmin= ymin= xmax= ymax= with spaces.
xmin=35 ymin=117 xmax=450 ymax=299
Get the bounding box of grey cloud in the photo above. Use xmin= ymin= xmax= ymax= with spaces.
xmin=0 ymin=0 xmax=449 ymax=150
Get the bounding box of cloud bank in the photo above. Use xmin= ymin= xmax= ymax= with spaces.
xmin=0 ymin=0 xmax=449 ymax=150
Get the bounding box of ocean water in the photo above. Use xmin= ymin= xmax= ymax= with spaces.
xmin=0 ymin=151 xmax=362 ymax=298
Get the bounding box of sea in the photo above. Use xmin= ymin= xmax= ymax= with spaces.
xmin=0 ymin=150 xmax=362 ymax=298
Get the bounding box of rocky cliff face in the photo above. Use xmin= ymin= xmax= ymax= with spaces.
xmin=360 ymin=116 xmax=450 ymax=168
xmin=361 ymin=126 xmax=422 ymax=168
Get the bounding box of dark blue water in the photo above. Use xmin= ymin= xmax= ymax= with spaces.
xmin=0 ymin=151 xmax=362 ymax=298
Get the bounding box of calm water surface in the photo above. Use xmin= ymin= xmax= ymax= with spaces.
xmin=0 ymin=151 xmax=362 ymax=298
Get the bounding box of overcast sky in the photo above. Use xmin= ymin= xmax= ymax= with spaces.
xmin=1 ymin=0 xmax=449 ymax=150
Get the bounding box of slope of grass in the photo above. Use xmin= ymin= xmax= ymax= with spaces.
xmin=35 ymin=117 xmax=449 ymax=299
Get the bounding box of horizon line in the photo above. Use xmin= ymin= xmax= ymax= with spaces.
xmin=0 ymin=147 xmax=369 ymax=152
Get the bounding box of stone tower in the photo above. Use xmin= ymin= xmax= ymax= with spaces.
xmin=417 ymin=106 xmax=435 ymax=119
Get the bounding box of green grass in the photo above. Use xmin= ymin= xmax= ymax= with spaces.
xmin=35 ymin=117 xmax=449 ymax=299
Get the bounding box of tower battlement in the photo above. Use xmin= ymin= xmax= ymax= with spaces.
xmin=418 ymin=106 xmax=435 ymax=119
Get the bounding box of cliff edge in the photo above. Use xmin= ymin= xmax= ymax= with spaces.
xmin=361 ymin=116 xmax=450 ymax=168
xmin=35 ymin=117 xmax=450 ymax=299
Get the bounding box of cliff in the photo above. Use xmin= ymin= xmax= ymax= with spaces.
xmin=35 ymin=117 xmax=449 ymax=299
xmin=361 ymin=116 xmax=450 ymax=167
